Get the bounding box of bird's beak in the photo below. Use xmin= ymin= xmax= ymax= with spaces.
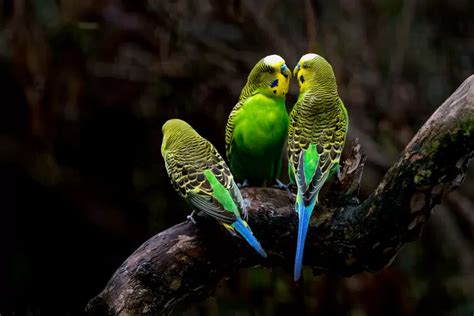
xmin=293 ymin=63 xmax=300 ymax=77
xmin=280 ymin=64 xmax=290 ymax=78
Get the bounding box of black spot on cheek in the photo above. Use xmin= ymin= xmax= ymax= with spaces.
xmin=300 ymin=75 xmax=305 ymax=83
xmin=273 ymin=90 xmax=277 ymax=94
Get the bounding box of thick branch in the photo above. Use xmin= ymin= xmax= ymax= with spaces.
xmin=86 ymin=75 xmax=474 ymax=315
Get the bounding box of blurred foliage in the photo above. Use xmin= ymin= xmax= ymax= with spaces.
xmin=0 ymin=0 xmax=473 ymax=315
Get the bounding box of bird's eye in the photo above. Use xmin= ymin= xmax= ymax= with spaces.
xmin=302 ymin=64 xmax=309 ymax=69
xmin=280 ymin=64 xmax=289 ymax=78
xmin=264 ymin=65 xmax=275 ymax=74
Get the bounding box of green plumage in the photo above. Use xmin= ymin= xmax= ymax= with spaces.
xmin=161 ymin=119 xmax=267 ymax=257
xmin=288 ymin=54 xmax=348 ymax=280
xmin=225 ymin=55 xmax=291 ymax=186
xmin=288 ymin=54 xmax=348 ymax=192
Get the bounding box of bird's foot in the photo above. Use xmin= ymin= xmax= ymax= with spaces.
xmin=187 ymin=211 xmax=197 ymax=225
xmin=274 ymin=179 xmax=296 ymax=203
xmin=287 ymin=191 xmax=296 ymax=204
xmin=237 ymin=179 xmax=251 ymax=189
xmin=274 ymin=179 xmax=289 ymax=190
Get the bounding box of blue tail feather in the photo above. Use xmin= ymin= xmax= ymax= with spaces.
xmin=233 ymin=218 xmax=267 ymax=258
xmin=294 ymin=200 xmax=314 ymax=281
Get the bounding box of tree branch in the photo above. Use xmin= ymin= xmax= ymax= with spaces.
xmin=86 ymin=75 xmax=474 ymax=315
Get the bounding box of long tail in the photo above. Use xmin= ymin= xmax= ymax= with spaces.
xmin=294 ymin=200 xmax=315 ymax=281
xmin=232 ymin=218 xmax=267 ymax=258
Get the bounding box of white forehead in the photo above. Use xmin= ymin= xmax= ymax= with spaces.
xmin=300 ymin=53 xmax=318 ymax=63
xmin=263 ymin=54 xmax=284 ymax=66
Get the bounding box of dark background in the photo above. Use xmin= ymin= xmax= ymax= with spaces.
xmin=0 ymin=0 xmax=473 ymax=315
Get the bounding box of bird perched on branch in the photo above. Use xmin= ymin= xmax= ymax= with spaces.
xmin=225 ymin=54 xmax=291 ymax=187
xmin=161 ymin=119 xmax=267 ymax=257
xmin=288 ymin=54 xmax=348 ymax=281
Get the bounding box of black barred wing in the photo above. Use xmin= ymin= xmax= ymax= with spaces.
xmin=288 ymin=94 xmax=347 ymax=202
xmin=164 ymin=146 xmax=245 ymax=223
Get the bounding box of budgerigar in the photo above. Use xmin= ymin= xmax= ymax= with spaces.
xmin=161 ymin=119 xmax=267 ymax=257
xmin=288 ymin=54 xmax=348 ymax=281
xmin=225 ymin=55 xmax=291 ymax=186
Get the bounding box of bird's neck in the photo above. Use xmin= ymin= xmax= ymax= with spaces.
xmin=300 ymin=84 xmax=339 ymax=112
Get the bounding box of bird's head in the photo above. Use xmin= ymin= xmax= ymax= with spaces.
xmin=242 ymin=54 xmax=291 ymax=99
xmin=161 ymin=119 xmax=192 ymax=157
xmin=293 ymin=53 xmax=336 ymax=93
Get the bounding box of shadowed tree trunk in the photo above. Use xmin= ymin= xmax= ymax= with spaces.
xmin=86 ymin=75 xmax=474 ymax=315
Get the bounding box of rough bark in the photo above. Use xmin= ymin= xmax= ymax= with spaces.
xmin=86 ymin=75 xmax=474 ymax=315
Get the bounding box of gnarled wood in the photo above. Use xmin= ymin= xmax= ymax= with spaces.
xmin=86 ymin=75 xmax=474 ymax=315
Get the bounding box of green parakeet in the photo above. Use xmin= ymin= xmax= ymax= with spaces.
xmin=161 ymin=119 xmax=267 ymax=257
xmin=288 ymin=54 xmax=349 ymax=280
xmin=225 ymin=55 xmax=291 ymax=186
